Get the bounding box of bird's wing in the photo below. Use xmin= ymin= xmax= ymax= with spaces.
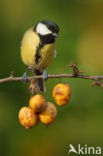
xmin=54 ymin=50 xmax=57 ymax=58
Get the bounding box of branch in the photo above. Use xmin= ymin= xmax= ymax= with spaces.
xmin=0 ymin=74 xmax=103 ymax=83
xmin=0 ymin=63 xmax=103 ymax=89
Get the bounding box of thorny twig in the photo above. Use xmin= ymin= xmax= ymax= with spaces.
xmin=0 ymin=63 xmax=103 ymax=89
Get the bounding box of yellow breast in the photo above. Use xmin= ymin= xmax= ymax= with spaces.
xmin=21 ymin=28 xmax=56 ymax=70
xmin=21 ymin=28 xmax=40 ymax=66
xmin=38 ymin=43 xmax=56 ymax=69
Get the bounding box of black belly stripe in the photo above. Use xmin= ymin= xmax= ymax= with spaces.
xmin=35 ymin=43 xmax=43 ymax=64
xmin=35 ymin=34 xmax=55 ymax=65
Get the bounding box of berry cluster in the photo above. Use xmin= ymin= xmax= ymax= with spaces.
xmin=18 ymin=83 xmax=71 ymax=129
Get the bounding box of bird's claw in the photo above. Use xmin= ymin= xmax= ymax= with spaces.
xmin=43 ymin=70 xmax=48 ymax=80
xmin=22 ymin=72 xmax=28 ymax=83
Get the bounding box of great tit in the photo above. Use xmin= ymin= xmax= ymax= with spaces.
xmin=21 ymin=20 xmax=60 ymax=91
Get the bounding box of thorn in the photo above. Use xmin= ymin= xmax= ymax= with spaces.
xmin=78 ymin=70 xmax=84 ymax=73
xmin=62 ymin=62 xmax=83 ymax=77
xmin=62 ymin=64 xmax=71 ymax=70
xmin=91 ymin=81 xmax=96 ymax=88
xmin=91 ymin=79 xmax=103 ymax=89
xmin=10 ymin=71 xmax=15 ymax=78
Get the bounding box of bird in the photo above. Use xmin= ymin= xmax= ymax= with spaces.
xmin=21 ymin=20 xmax=60 ymax=92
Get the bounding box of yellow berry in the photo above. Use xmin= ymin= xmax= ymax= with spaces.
xmin=18 ymin=107 xmax=39 ymax=129
xmin=53 ymin=83 xmax=71 ymax=106
xmin=29 ymin=94 xmax=47 ymax=112
xmin=39 ymin=102 xmax=57 ymax=126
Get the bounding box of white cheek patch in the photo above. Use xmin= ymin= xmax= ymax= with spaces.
xmin=36 ymin=23 xmax=52 ymax=35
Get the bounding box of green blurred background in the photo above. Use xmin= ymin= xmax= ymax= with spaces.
xmin=0 ymin=0 xmax=103 ymax=156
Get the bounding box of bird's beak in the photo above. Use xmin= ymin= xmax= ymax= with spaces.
xmin=52 ymin=33 xmax=58 ymax=37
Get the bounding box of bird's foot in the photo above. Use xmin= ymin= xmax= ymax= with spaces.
xmin=43 ymin=70 xmax=48 ymax=80
xmin=22 ymin=67 xmax=32 ymax=83
xmin=22 ymin=71 xmax=28 ymax=83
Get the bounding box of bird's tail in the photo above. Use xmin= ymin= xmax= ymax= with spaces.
xmin=32 ymin=69 xmax=45 ymax=92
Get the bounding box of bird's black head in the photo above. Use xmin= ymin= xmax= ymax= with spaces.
xmin=33 ymin=20 xmax=60 ymax=44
